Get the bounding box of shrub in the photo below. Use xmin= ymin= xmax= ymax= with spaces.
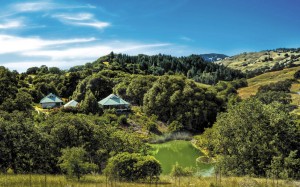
xmin=170 ymin=162 xmax=193 ymax=186
xmin=294 ymin=70 xmax=300 ymax=79
xmin=168 ymin=120 xmax=184 ymax=133
xmin=61 ymin=106 xmax=80 ymax=114
xmin=257 ymin=79 xmax=294 ymax=93
xmin=104 ymin=152 xmax=161 ymax=182
xmin=146 ymin=121 xmax=158 ymax=133
xmin=117 ymin=115 xmax=127 ymax=126
xmin=58 ymin=147 xmax=98 ymax=180
xmin=150 ymin=132 xmax=192 ymax=144
xmin=170 ymin=162 xmax=193 ymax=177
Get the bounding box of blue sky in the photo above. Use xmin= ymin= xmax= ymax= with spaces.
xmin=0 ymin=0 xmax=299 ymax=72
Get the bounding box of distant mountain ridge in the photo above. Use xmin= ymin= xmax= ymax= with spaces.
xmin=200 ymin=53 xmax=228 ymax=62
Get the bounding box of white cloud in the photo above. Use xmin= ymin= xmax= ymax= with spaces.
xmin=23 ymin=46 xmax=112 ymax=60
xmin=2 ymin=60 xmax=88 ymax=72
xmin=12 ymin=2 xmax=55 ymax=12
xmin=12 ymin=2 xmax=95 ymax=13
xmin=0 ymin=34 xmax=175 ymax=72
xmin=1 ymin=2 xmax=108 ymax=30
xmin=0 ymin=20 xmax=23 ymax=29
xmin=2 ymin=42 xmax=173 ymax=72
xmin=0 ymin=34 xmax=96 ymax=54
xmin=53 ymin=13 xmax=110 ymax=29
xmin=180 ymin=36 xmax=193 ymax=42
xmin=72 ymin=21 xmax=110 ymax=29
xmin=22 ymin=42 xmax=171 ymax=60
xmin=53 ymin=13 xmax=93 ymax=21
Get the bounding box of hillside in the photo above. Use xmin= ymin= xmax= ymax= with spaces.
xmin=72 ymin=53 xmax=245 ymax=85
xmin=217 ymin=48 xmax=300 ymax=73
xmin=0 ymin=51 xmax=300 ymax=182
xmin=237 ymin=66 xmax=300 ymax=105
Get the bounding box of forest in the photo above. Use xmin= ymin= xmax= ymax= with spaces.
xmin=0 ymin=52 xmax=299 ymax=185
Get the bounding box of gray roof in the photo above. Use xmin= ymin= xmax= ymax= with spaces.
xmin=64 ymin=100 xmax=79 ymax=108
xmin=40 ymin=93 xmax=63 ymax=104
xmin=98 ymin=94 xmax=130 ymax=106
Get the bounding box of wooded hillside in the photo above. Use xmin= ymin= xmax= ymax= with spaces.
xmin=0 ymin=51 xmax=299 ymax=181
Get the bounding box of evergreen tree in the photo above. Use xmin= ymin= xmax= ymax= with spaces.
xmin=81 ymin=90 xmax=100 ymax=115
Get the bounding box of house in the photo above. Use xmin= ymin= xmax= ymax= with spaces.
xmin=98 ymin=94 xmax=130 ymax=111
xmin=64 ymin=100 xmax=79 ymax=108
xmin=40 ymin=93 xmax=63 ymax=109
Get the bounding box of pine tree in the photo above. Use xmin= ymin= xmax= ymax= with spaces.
xmin=81 ymin=90 xmax=99 ymax=114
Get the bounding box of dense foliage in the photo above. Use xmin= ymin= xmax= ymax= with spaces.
xmin=58 ymin=147 xmax=98 ymax=180
xmin=72 ymin=53 xmax=245 ymax=85
xmin=253 ymin=79 xmax=293 ymax=106
xmin=114 ymin=74 xmax=157 ymax=106
xmin=0 ymin=111 xmax=148 ymax=174
xmin=257 ymin=79 xmax=294 ymax=93
xmin=143 ymin=75 xmax=220 ymax=132
xmin=104 ymin=152 xmax=161 ymax=182
xmin=199 ymin=99 xmax=300 ymax=179
xmin=0 ymin=49 xmax=299 ymax=181
xmin=0 ymin=67 xmax=18 ymax=105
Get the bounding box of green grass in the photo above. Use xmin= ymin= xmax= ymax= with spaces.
xmin=149 ymin=132 xmax=192 ymax=144
xmin=0 ymin=174 xmax=299 ymax=187
xmin=196 ymin=82 xmax=211 ymax=89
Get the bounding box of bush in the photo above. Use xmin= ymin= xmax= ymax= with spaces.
xmin=61 ymin=106 xmax=80 ymax=114
xmin=294 ymin=70 xmax=300 ymax=79
xmin=104 ymin=152 xmax=161 ymax=182
xmin=170 ymin=162 xmax=193 ymax=186
xmin=117 ymin=115 xmax=127 ymax=126
xmin=201 ymin=99 xmax=300 ymax=178
xmin=146 ymin=121 xmax=158 ymax=133
xmin=58 ymin=147 xmax=98 ymax=180
xmin=150 ymin=132 xmax=192 ymax=144
xmin=257 ymin=79 xmax=294 ymax=93
xmin=168 ymin=120 xmax=184 ymax=133
xmin=170 ymin=162 xmax=193 ymax=177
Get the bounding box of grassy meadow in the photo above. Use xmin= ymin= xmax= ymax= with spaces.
xmin=237 ymin=66 xmax=300 ymax=102
xmin=218 ymin=51 xmax=300 ymax=72
xmin=0 ymin=174 xmax=299 ymax=187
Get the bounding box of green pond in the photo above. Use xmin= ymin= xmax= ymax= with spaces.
xmin=150 ymin=140 xmax=214 ymax=176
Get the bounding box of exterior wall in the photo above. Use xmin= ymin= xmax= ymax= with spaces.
xmin=41 ymin=102 xmax=62 ymax=109
xmin=102 ymin=105 xmax=129 ymax=109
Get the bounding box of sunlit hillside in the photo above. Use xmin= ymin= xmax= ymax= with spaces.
xmin=238 ymin=66 xmax=300 ymax=105
xmin=217 ymin=49 xmax=300 ymax=72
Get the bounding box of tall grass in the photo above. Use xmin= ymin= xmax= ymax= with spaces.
xmin=149 ymin=132 xmax=192 ymax=144
xmin=0 ymin=174 xmax=299 ymax=187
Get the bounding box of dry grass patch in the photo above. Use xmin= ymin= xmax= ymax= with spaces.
xmin=238 ymin=66 xmax=300 ymax=99
xmin=218 ymin=50 xmax=300 ymax=72
xmin=1 ymin=174 xmax=299 ymax=187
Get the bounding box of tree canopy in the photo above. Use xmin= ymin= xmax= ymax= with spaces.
xmin=104 ymin=152 xmax=161 ymax=182
xmin=200 ymin=99 xmax=300 ymax=179
xmin=143 ymin=75 xmax=220 ymax=132
xmin=58 ymin=147 xmax=97 ymax=180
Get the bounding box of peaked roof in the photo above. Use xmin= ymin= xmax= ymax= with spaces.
xmin=40 ymin=93 xmax=63 ymax=104
xmin=98 ymin=94 xmax=130 ymax=106
xmin=64 ymin=100 xmax=79 ymax=107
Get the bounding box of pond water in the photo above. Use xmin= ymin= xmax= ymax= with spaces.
xmin=150 ymin=140 xmax=214 ymax=176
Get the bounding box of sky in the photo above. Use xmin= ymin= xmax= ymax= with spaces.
xmin=0 ymin=0 xmax=299 ymax=72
